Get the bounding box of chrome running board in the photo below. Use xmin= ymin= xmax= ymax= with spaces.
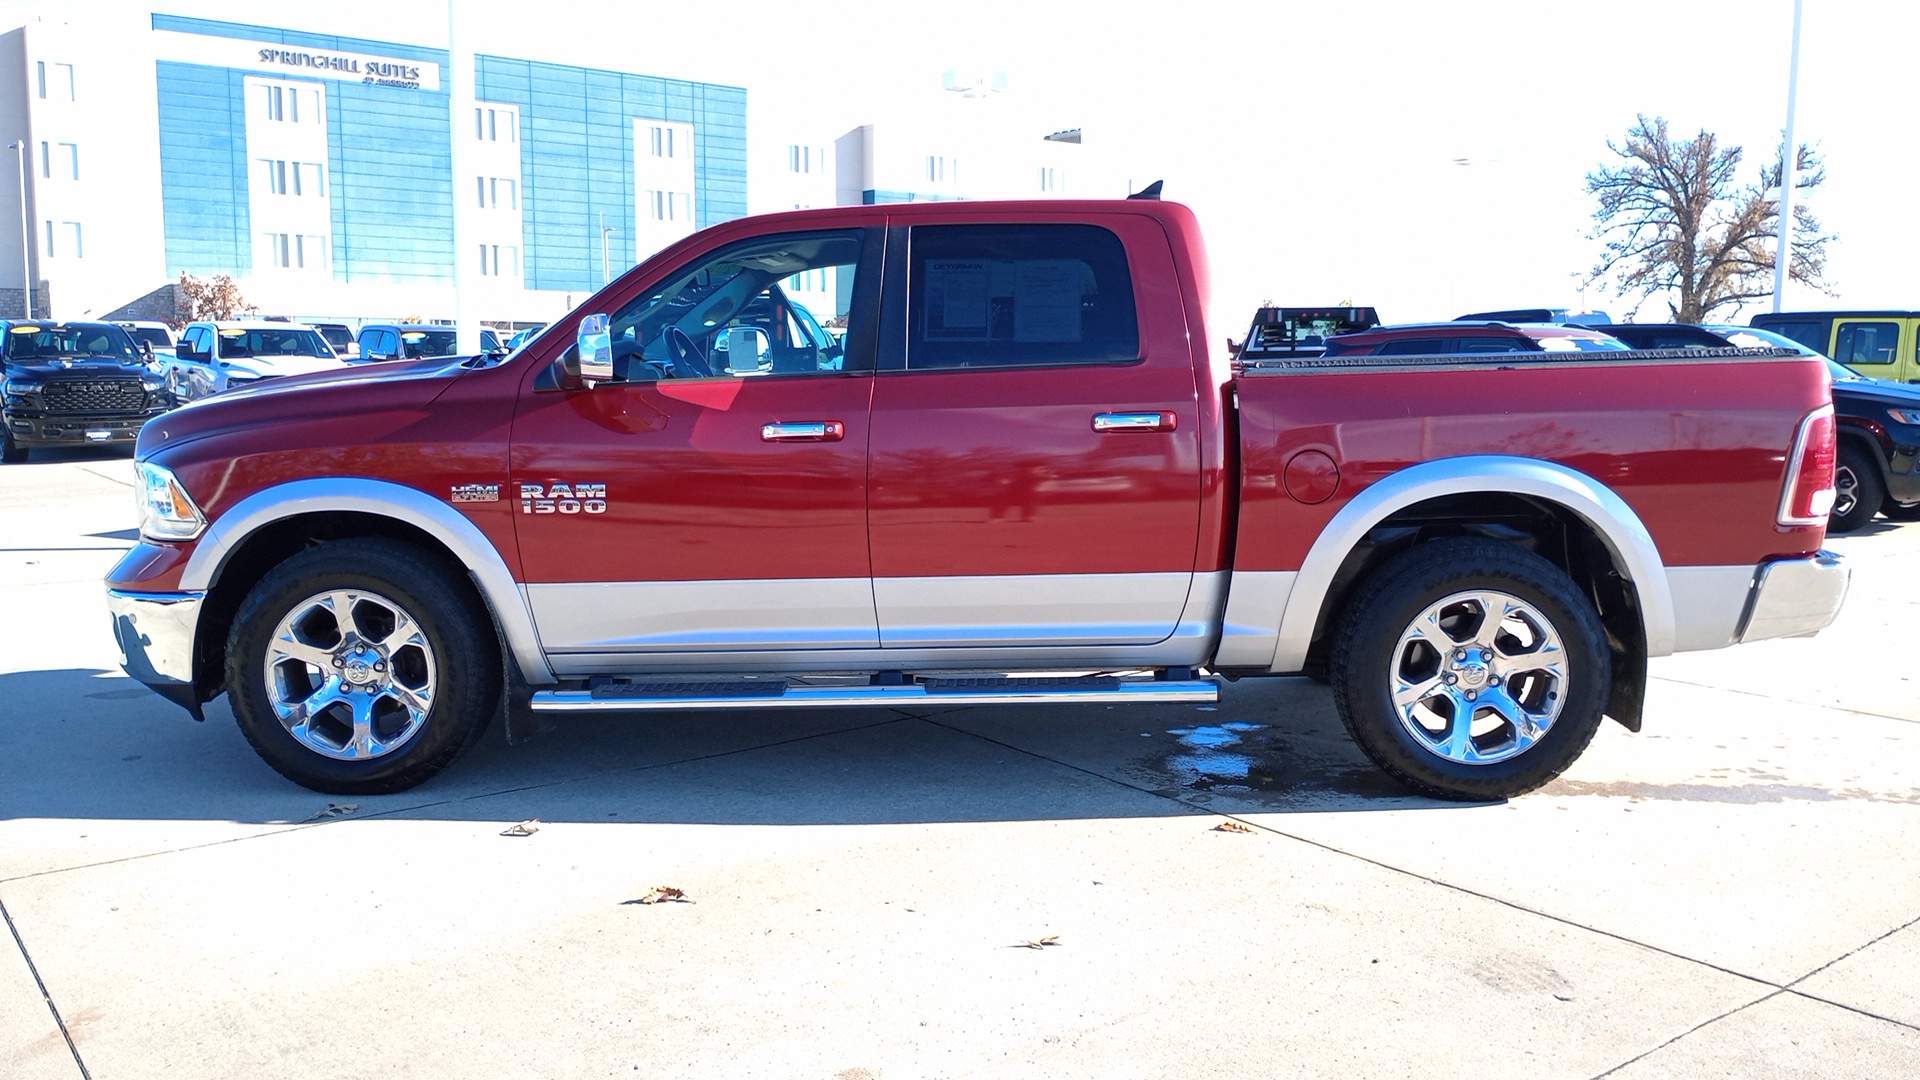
xmin=528 ymin=676 xmax=1220 ymax=713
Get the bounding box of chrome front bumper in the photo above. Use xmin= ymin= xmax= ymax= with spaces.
xmin=106 ymin=588 xmax=206 ymax=716
xmin=1738 ymin=551 xmax=1850 ymax=643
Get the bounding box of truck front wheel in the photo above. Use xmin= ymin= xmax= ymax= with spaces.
xmin=1329 ymin=538 xmax=1610 ymax=801
xmin=225 ymin=539 xmax=500 ymax=794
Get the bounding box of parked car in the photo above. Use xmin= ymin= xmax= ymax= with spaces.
xmin=1234 ymin=307 xmax=1381 ymax=364
xmin=1584 ymin=323 xmax=1734 ymax=350
xmin=504 ymin=324 xmax=548 ymax=351
xmin=306 ymin=322 xmax=358 ymax=359
xmin=355 ymin=324 xmax=503 ymax=361
xmin=1455 ymin=308 xmax=1614 ymax=326
xmin=1 ymin=320 xmax=172 ymax=462
xmin=116 ymin=320 xmax=178 ymax=358
xmin=170 ymin=321 xmax=348 ymax=402
xmin=1709 ymin=325 xmax=1920 ymax=530
xmin=1320 ymin=322 xmax=1631 ymax=356
xmin=108 ymin=199 xmax=1846 ymax=802
xmin=1749 ymin=311 xmax=1920 ymax=385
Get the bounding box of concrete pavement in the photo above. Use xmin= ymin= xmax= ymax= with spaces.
xmin=2 ymin=447 xmax=1916 ymax=1078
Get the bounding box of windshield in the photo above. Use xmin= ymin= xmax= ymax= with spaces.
xmin=6 ymin=323 xmax=141 ymax=362
xmin=1530 ymin=333 xmax=1631 ymax=352
xmin=217 ymin=327 xmax=335 ymax=359
xmin=124 ymin=327 xmax=173 ymax=349
xmin=397 ymin=329 xmax=460 ymax=358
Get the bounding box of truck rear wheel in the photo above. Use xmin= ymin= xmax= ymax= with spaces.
xmin=225 ymin=539 xmax=499 ymax=794
xmin=1329 ymin=538 xmax=1610 ymax=801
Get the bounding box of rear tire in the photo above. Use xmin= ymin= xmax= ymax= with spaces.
xmin=1829 ymin=443 xmax=1885 ymax=534
xmin=225 ymin=539 xmax=499 ymax=794
xmin=1329 ymin=538 xmax=1610 ymax=801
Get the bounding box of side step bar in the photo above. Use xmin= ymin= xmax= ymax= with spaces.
xmin=529 ymin=676 xmax=1221 ymax=714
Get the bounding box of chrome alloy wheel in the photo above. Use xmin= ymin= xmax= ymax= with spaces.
xmin=1388 ymin=590 xmax=1568 ymax=765
xmin=1832 ymin=464 xmax=1860 ymax=518
xmin=263 ymin=589 xmax=437 ymax=760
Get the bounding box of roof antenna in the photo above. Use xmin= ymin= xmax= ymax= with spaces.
xmin=1126 ymin=180 xmax=1163 ymax=201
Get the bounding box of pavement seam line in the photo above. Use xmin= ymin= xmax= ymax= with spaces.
xmin=918 ymin=715 xmax=1793 ymax=995
xmin=76 ymin=466 xmax=133 ymax=489
xmin=0 ymin=714 xmax=913 ymax=886
xmin=1 ymin=894 xmax=94 ymax=1080
xmin=1586 ymin=989 xmax=1783 ymax=1079
xmin=1785 ymin=908 xmax=1920 ymax=989
xmin=1648 ymin=674 xmax=1920 ymax=727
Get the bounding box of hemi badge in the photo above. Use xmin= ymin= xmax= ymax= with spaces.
xmin=450 ymin=483 xmax=500 ymax=504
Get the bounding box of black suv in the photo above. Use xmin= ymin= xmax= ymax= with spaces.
xmin=1 ymin=321 xmax=172 ymax=463
xmin=1707 ymin=325 xmax=1920 ymax=531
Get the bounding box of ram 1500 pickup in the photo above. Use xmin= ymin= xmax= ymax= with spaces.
xmin=105 ymin=199 xmax=1850 ymax=800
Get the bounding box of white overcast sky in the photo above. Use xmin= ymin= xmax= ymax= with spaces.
xmin=14 ymin=0 xmax=1913 ymax=335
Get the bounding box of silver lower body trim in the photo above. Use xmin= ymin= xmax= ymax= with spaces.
xmin=1665 ymin=565 xmax=1761 ymax=652
xmin=106 ymin=588 xmax=204 ymax=687
xmin=1738 ymin=551 xmax=1849 ymax=643
xmin=1213 ymin=570 xmax=1297 ymax=667
xmin=530 ymin=678 xmax=1220 ymax=713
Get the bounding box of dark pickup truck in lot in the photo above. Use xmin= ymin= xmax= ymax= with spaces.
xmin=106 ymin=199 xmax=1849 ymax=801
xmin=2 ymin=321 xmax=172 ymax=462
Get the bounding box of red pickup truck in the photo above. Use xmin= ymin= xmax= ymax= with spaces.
xmin=106 ymin=199 xmax=1849 ymax=801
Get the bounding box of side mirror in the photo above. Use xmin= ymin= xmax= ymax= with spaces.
xmin=577 ymin=314 xmax=613 ymax=383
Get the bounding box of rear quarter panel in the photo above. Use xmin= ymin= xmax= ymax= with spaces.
xmin=1232 ymin=354 xmax=1832 ymax=572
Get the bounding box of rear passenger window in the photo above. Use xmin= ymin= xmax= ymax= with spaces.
xmin=1376 ymin=338 xmax=1452 ymax=355
xmin=1836 ymin=322 xmax=1899 ymax=365
xmin=907 ymin=224 xmax=1138 ymax=369
xmin=1759 ymin=320 xmax=1828 ymax=355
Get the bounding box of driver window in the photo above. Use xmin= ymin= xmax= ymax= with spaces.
xmin=606 ymin=228 xmax=866 ymax=380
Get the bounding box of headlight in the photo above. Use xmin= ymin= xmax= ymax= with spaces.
xmin=135 ymin=461 xmax=207 ymax=542
xmin=1888 ymin=408 xmax=1920 ymax=426
xmin=141 ymin=373 xmax=168 ymax=391
xmin=3 ymin=376 xmax=42 ymax=395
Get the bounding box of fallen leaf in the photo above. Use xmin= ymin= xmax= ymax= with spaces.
xmin=500 ymin=819 xmax=542 ymax=837
xmin=1016 ymin=935 xmax=1061 ymax=950
xmin=302 ymin=803 xmax=358 ymax=822
xmin=624 ymin=886 xmax=691 ymax=905
xmin=1214 ymin=821 xmax=1255 ymax=833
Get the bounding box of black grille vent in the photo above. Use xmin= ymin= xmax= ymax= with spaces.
xmin=43 ymin=378 xmax=150 ymax=414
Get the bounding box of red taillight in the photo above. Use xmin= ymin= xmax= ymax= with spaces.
xmin=1778 ymin=404 xmax=1837 ymax=527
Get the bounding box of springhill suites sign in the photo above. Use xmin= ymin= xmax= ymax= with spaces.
xmin=256 ymin=48 xmax=423 ymax=87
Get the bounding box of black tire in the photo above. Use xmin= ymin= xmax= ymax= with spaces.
xmin=1880 ymin=500 xmax=1920 ymax=522
xmin=1328 ymin=537 xmax=1610 ymax=801
xmin=226 ymin=538 xmax=499 ymax=794
xmin=1828 ymin=443 xmax=1885 ymax=534
xmin=1 ymin=427 xmax=25 ymax=464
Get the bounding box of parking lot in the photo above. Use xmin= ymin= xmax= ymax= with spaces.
xmin=3 ymin=447 xmax=1917 ymax=1079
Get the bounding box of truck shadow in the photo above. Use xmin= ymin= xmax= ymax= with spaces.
xmin=0 ymin=667 xmax=1462 ymax=830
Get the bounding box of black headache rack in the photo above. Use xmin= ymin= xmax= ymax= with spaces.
xmin=1234 ymin=307 xmax=1382 ymax=365
xmin=1236 ymin=345 xmax=1808 ymax=374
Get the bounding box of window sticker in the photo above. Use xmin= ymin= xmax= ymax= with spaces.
xmin=1012 ymin=260 xmax=1087 ymax=343
xmin=926 ymin=259 xmax=992 ymax=339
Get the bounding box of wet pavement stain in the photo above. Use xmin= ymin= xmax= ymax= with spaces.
xmin=1545 ymin=778 xmax=1920 ymax=805
xmin=1140 ymin=721 xmax=1414 ymax=803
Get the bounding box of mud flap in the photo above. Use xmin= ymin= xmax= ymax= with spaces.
xmin=1604 ymin=628 xmax=1646 ymax=733
xmin=473 ymin=574 xmax=553 ymax=747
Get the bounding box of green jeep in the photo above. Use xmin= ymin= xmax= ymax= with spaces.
xmin=1751 ymin=311 xmax=1920 ymax=385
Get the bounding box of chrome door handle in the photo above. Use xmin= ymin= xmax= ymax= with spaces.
xmin=1092 ymin=411 xmax=1177 ymax=433
xmin=761 ymin=421 xmax=846 ymax=442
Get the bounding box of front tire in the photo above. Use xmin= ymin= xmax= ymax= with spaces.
xmin=226 ymin=539 xmax=499 ymax=794
xmin=1 ymin=427 xmax=25 ymax=463
xmin=1828 ymin=443 xmax=1885 ymax=534
xmin=1880 ymin=500 xmax=1920 ymax=522
xmin=1329 ymin=538 xmax=1610 ymax=801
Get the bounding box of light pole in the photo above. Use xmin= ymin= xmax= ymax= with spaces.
xmin=600 ymin=212 xmax=611 ymax=288
xmin=1770 ymin=0 xmax=1804 ymax=313
xmin=8 ymin=140 xmax=29 ymax=318
xmin=447 ymin=0 xmax=479 ymax=353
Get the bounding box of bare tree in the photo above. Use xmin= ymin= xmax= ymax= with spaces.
xmin=1585 ymin=115 xmax=1832 ymax=323
xmin=174 ymin=272 xmax=257 ymax=324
